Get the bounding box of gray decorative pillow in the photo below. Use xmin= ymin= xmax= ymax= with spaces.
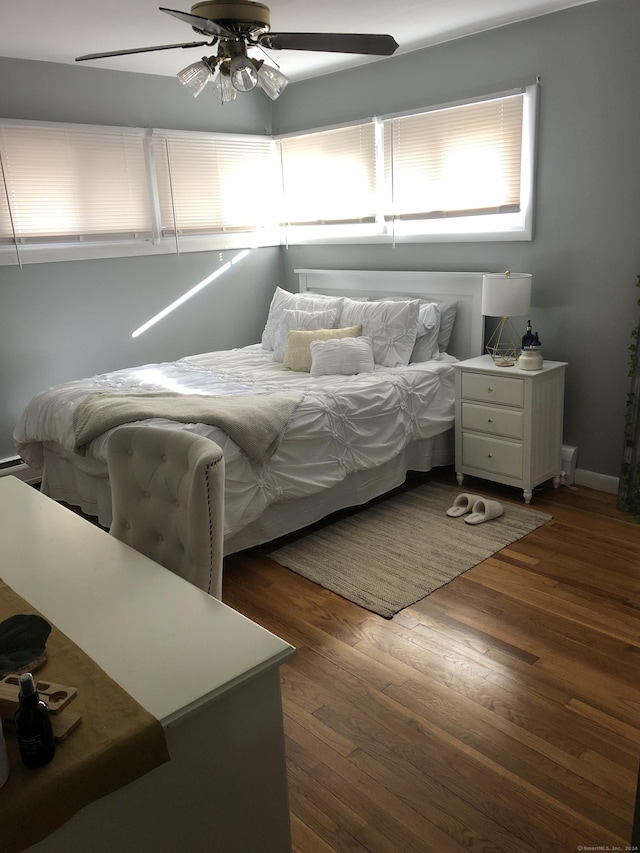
xmin=437 ymin=301 xmax=458 ymax=351
xmin=410 ymin=302 xmax=441 ymax=362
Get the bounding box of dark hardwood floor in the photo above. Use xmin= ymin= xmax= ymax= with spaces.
xmin=222 ymin=468 xmax=640 ymax=852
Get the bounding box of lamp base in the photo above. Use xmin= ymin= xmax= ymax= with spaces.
xmin=485 ymin=317 xmax=521 ymax=367
xmin=486 ymin=345 xmax=518 ymax=367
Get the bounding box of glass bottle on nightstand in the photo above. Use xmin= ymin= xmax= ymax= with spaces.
xmin=519 ymin=323 xmax=543 ymax=370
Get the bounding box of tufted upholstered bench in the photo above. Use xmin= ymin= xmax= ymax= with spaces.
xmin=107 ymin=425 xmax=225 ymax=599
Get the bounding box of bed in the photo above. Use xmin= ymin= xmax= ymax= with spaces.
xmin=14 ymin=268 xmax=485 ymax=555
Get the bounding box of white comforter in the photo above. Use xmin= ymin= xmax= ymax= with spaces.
xmin=14 ymin=344 xmax=456 ymax=539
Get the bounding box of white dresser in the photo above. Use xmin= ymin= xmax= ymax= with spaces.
xmin=453 ymin=355 xmax=567 ymax=503
xmin=0 ymin=477 xmax=295 ymax=853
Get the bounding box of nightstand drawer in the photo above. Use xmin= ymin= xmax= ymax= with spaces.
xmin=461 ymin=402 xmax=524 ymax=439
xmin=461 ymin=433 xmax=523 ymax=479
xmin=461 ymin=372 xmax=524 ymax=407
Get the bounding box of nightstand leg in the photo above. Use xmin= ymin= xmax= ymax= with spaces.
xmin=552 ymin=475 xmax=561 ymax=489
xmin=523 ymin=489 xmax=533 ymax=504
xmin=456 ymin=472 xmax=464 ymax=486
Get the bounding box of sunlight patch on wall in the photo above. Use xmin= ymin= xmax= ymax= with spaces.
xmin=131 ymin=249 xmax=251 ymax=338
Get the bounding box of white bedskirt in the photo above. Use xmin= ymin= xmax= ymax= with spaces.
xmin=40 ymin=431 xmax=453 ymax=554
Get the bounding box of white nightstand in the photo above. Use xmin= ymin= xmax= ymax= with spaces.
xmin=453 ymin=355 xmax=567 ymax=503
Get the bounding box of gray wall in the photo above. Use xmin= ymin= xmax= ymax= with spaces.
xmin=274 ymin=0 xmax=640 ymax=483
xmin=0 ymin=56 xmax=272 ymax=133
xmin=2 ymin=0 xmax=639 ymax=482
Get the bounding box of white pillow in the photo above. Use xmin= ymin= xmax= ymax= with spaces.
xmin=272 ymin=307 xmax=338 ymax=362
xmin=310 ymin=336 xmax=375 ymax=377
xmin=283 ymin=325 xmax=362 ymax=373
xmin=261 ymin=287 xmax=343 ymax=351
xmin=338 ymin=297 xmax=420 ymax=367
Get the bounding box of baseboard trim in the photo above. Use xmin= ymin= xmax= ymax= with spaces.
xmin=574 ymin=468 xmax=618 ymax=495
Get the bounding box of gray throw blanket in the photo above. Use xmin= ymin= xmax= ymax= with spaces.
xmin=72 ymin=390 xmax=303 ymax=464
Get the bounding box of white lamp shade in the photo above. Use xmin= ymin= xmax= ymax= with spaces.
xmin=481 ymin=273 xmax=532 ymax=317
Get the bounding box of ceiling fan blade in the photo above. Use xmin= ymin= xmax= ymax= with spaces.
xmin=257 ymin=32 xmax=399 ymax=56
xmin=160 ymin=7 xmax=236 ymax=39
xmin=76 ymin=41 xmax=211 ymax=62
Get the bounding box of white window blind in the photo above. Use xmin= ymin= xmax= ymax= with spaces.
xmin=0 ymin=122 xmax=152 ymax=242
xmin=278 ymin=123 xmax=377 ymax=225
xmin=384 ymin=93 xmax=525 ymax=221
xmin=0 ymin=161 xmax=12 ymax=245
xmin=152 ymin=130 xmax=278 ymax=235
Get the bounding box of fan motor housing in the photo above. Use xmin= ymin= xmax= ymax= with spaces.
xmin=191 ymin=1 xmax=271 ymax=30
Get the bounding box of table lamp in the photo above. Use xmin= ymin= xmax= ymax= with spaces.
xmin=481 ymin=271 xmax=532 ymax=366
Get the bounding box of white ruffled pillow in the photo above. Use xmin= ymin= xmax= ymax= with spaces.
xmin=338 ymin=297 xmax=420 ymax=367
xmin=261 ymin=287 xmax=343 ymax=351
xmin=272 ymin=307 xmax=338 ymax=362
xmin=310 ymin=336 xmax=375 ymax=377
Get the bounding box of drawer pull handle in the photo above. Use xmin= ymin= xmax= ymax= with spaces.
xmin=487 ymin=386 xmax=494 ymax=393
xmin=487 ymin=418 xmax=493 ymax=423
xmin=488 ymin=453 xmax=493 ymax=458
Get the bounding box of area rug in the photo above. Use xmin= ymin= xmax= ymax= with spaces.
xmin=268 ymin=482 xmax=552 ymax=618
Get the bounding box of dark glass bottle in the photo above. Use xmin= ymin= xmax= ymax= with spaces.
xmin=14 ymin=673 xmax=56 ymax=768
xmin=521 ymin=320 xmax=535 ymax=349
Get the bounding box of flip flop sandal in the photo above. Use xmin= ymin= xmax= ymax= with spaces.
xmin=445 ymin=493 xmax=484 ymax=517
xmin=464 ymin=498 xmax=504 ymax=525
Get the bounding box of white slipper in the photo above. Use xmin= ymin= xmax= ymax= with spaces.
xmin=464 ymin=498 xmax=504 ymax=525
xmin=445 ymin=493 xmax=484 ymax=517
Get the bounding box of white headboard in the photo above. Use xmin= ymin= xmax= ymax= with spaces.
xmin=295 ymin=269 xmax=486 ymax=362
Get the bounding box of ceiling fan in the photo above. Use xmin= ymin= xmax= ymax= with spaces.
xmin=76 ymin=1 xmax=399 ymax=102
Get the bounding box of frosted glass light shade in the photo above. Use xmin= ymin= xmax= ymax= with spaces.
xmin=230 ymin=56 xmax=259 ymax=92
xmin=257 ymin=64 xmax=289 ymax=100
xmin=212 ymin=71 xmax=237 ymax=103
xmin=177 ymin=60 xmax=213 ymax=97
xmin=481 ymin=273 xmax=532 ymax=318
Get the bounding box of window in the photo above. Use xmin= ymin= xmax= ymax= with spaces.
xmin=0 ymin=121 xmax=152 ymax=254
xmin=384 ymin=92 xmax=526 ymax=234
xmin=380 ymin=87 xmax=536 ymax=241
xmin=277 ymin=85 xmax=537 ymax=243
xmin=152 ymin=129 xmax=279 ymax=240
xmin=278 ymin=122 xmax=378 ymax=239
xmin=0 ymin=84 xmax=537 ymax=264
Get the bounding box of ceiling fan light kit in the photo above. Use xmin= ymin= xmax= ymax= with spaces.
xmin=75 ymin=0 xmax=398 ymax=105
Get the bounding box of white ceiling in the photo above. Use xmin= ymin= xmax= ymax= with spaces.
xmin=1 ymin=0 xmax=598 ymax=83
